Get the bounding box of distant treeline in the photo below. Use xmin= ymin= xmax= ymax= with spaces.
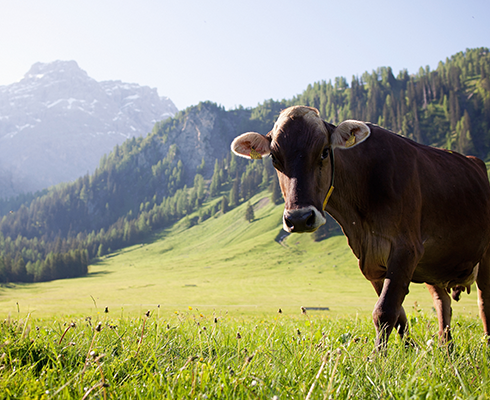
xmin=0 ymin=47 xmax=489 ymax=283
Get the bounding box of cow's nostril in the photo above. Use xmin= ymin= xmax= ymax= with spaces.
xmin=285 ymin=217 xmax=294 ymax=230
xmin=306 ymin=211 xmax=316 ymax=228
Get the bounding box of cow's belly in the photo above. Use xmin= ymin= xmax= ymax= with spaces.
xmin=412 ymin=237 xmax=485 ymax=286
xmin=411 ymin=260 xmax=479 ymax=288
xmin=356 ymin=231 xmax=485 ymax=287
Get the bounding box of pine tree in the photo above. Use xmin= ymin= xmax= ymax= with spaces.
xmin=245 ymin=202 xmax=254 ymax=222
xmin=196 ymin=157 xmax=205 ymax=174
xmin=230 ymin=177 xmax=240 ymax=207
xmin=12 ymin=255 xmax=27 ymax=282
xmin=210 ymin=160 xmax=221 ymax=197
xmin=261 ymin=165 xmax=269 ymax=189
xmin=194 ymin=174 xmax=205 ymax=203
xmin=97 ymin=243 xmax=105 ymax=258
xmin=221 ymin=196 xmax=229 ymax=214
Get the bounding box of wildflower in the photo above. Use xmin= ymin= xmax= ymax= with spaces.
xmin=104 ymin=307 xmax=109 ymax=313
xmin=95 ymin=322 xmax=102 ymax=332
xmin=145 ymin=310 xmax=151 ymax=317
xmin=237 ymin=332 xmax=242 ymax=339
xmin=188 ymin=306 xmax=193 ymax=311
xmin=278 ymin=308 xmax=282 ymax=314
xmin=301 ymin=306 xmax=306 ymax=314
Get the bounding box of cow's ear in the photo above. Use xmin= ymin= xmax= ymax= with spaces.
xmin=231 ymin=132 xmax=271 ymax=159
xmin=331 ymin=120 xmax=370 ymax=149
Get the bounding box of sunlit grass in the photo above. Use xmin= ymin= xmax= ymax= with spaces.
xmin=2 ymin=308 xmax=489 ymax=399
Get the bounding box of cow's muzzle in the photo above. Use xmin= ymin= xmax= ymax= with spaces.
xmin=283 ymin=206 xmax=326 ymax=233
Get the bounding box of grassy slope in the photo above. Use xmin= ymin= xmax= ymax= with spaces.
xmin=0 ymin=191 xmax=481 ymax=320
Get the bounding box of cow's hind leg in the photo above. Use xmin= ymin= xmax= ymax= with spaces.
xmin=426 ymin=283 xmax=452 ymax=343
xmin=477 ymin=250 xmax=490 ymax=340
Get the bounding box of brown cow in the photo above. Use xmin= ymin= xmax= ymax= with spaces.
xmin=231 ymin=105 xmax=490 ymax=348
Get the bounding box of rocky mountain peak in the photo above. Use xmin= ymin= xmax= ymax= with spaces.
xmin=25 ymin=60 xmax=88 ymax=80
xmin=0 ymin=60 xmax=178 ymax=198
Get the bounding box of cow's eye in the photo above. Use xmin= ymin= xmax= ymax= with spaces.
xmin=270 ymin=153 xmax=283 ymax=171
xmin=321 ymin=147 xmax=330 ymax=161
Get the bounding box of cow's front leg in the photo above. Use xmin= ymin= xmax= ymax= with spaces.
xmin=372 ymin=278 xmax=410 ymax=349
xmin=371 ymin=279 xmax=408 ymax=339
xmin=426 ymin=283 xmax=452 ymax=342
xmin=372 ymin=245 xmax=420 ymax=350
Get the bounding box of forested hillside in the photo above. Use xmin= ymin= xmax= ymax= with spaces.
xmin=0 ymin=102 xmax=278 ymax=283
xmin=258 ymin=48 xmax=490 ymax=158
xmin=0 ymin=47 xmax=489 ymax=283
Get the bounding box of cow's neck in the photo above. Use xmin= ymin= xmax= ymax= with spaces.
xmin=325 ymin=147 xmax=373 ymax=257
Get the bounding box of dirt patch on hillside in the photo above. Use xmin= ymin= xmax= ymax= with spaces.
xmin=255 ymin=197 xmax=270 ymax=210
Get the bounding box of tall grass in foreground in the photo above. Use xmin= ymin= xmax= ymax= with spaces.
xmin=1 ymin=309 xmax=489 ymax=399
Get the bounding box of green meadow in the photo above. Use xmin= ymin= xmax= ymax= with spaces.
xmin=2 ymin=192 xmax=489 ymax=399
xmin=0 ymin=192 xmax=481 ymax=320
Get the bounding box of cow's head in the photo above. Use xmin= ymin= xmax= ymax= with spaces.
xmin=231 ymin=106 xmax=370 ymax=233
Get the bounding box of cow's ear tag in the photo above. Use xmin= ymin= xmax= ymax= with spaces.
xmin=250 ymin=148 xmax=263 ymax=159
xmin=345 ymin=134 xmax=356 ymax=148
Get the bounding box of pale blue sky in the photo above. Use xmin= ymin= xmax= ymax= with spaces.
xmin=0 ymin=0 xmax=489 ymax=110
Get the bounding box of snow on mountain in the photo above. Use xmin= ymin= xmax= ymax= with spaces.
xmin=0 ymin=60 xmax=178 ymax=198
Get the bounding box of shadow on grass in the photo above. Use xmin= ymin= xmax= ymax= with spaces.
xmin=86 ymin=270 xmax=112 ymax=279
xmin=0 ymin=270 xmax=112 ymax=297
